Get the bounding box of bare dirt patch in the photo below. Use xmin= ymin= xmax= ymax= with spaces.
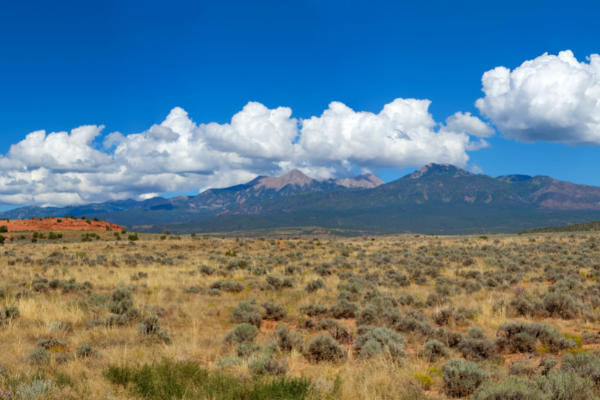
xmin=0 ymin=217 xmax=122 ymax=232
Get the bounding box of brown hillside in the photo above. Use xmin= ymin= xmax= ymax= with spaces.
xmin=0 ymin=217 xmax=122 ymax=232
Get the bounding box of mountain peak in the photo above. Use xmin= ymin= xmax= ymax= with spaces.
xmin=254 ymin=169 xmax=314 ymax=191
xmin=406 ymin=163 xmax=473 ymax=179
xmin=334 ymin=174 xmax=385 ymax=188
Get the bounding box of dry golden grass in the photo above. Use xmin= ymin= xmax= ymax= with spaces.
xmin=0 ymin=230 xmax=599 ymax=399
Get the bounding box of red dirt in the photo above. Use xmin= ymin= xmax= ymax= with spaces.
xmin=0 ymin=218 xmax=122 ymax=232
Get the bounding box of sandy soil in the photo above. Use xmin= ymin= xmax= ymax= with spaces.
xmin=0 ymin=217 xmax=122 ymax=232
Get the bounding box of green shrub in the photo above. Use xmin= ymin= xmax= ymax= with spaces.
xmin=543 ymin=292 xmax=588 ymax=319
xmin=419 ymin=339 xmax=450 ymax=361
xmin=137 ymin=315 xmax=171 ymax=344
xmin=394 ymin=315 xmax=435 ymax=336
xmin=0 ymin=226 xmax=7 ymax=233
xmin=273 ymin=324 xmax=303 ymax=352
xmin=497 ymin=321 xmax=577 ymax=353
xmin=236 ymin=342 xmax=262 ymax=358
xmin=248 ymin=344 xmax=289 ymax=376
xmin=432 ymin=307 xmax=454 ymax=325
xmin=16 ymin=378 xmax=54 ymax=399
xmin=305 ymin=279 xmax=326 ymax=293
xmin=104 ymin=359 xmax=317 ymax=400
xmin=355 ymin=326 xmax=405 ymax=362
xmin=224 ymin=323 xmax=259 ymax=344
xmin=466 ymin=280 xmax=482 ymax=294
xmin=457 ymin=328 xmax=497 ymax=361
xmin=108 ymin=288 xmax=136 ymax=315
xmin=211 ymin=281 xmax=244 ymax=293
xmin=266 ymin=276 xmax=294 ymax=289
xmin=262 ymin=302 xmax=288 ymax=321
xmin=201 ymin=288 xmax=221 ymax=296
xmin=25 ymin=347 xmax=51 ymax=365
xmin=536 ymin=372 xmax=596 ymax=399
xmin=230 ymin=300 xmax=262 ymax=328
xmin=304 ymin=334 xmax=347 ymax=363
xmin=198 ymin=264 xmax=216 ymax=275
xmin=1 ymin=305 xmax=20 ymax=323
xmin=471 ymin=374 xmax=545 ymax=399
xmin=472 ymin=373 xmax=596 ymax=400
xmin=299 ymin=304 xmax=329 ymax=317
xmin=443 ymin=359 xmax=489 ymax=398
xmin=330 ymin=299 xmax=359 ymax=319
xmin=76 ymin=343 xmax=98 ymax=359
xmin=508 ymin=360 xmax=538 ymax=378
xmin=561 ymin=351 xmax=600 ymax=386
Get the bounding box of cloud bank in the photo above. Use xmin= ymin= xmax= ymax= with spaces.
xmin=0 ymin=99 xmax=491 ymax=207
xmin=476 ymin=50 xmax=600 ymax=145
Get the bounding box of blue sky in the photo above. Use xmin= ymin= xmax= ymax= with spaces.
xmin=1 ymin=0 xmax=599 ymax=210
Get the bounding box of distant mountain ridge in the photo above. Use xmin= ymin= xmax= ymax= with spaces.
xmin=520 ymin=221 xmax=600 ymax=234
xmin=3 ymin=164 xmax=600 ymax=235
xmin=0 ymin=169 xmax=384 ymax=221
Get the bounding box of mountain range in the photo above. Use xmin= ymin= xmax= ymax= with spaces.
xmin=3 ymin=164 xmax=600 ymax=235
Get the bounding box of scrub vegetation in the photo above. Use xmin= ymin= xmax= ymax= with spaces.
xmin=1 ymin=229 xmax=600 ymax=399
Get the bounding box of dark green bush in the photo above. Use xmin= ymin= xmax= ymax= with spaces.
xmin=262 ymin=302 xmax=287 ymax=321
xmin=211 ymin=281 xmax=244 ymax=293
xmin=299 ymin=304 xmax=329 ymax=317
xmin=265 ymin=276 xmax=294 ymax=289
xmin=1 ymin=305 xmax=20 ymax=323
xmin=305 ymin=279 xmax=326 ymax=293
xmin=198 ymin=264 xmax=215 ymax=275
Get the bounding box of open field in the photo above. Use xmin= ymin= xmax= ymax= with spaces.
xmin=2 ymin=230 xmax=600 ymax=399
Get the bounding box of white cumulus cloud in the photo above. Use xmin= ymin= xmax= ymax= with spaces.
xmin=0 ymin=99 xmax=491 ymax=207
xmin=476 ymin=50 xmax=600 ymax=145
xmin=298 ymin=99 xmax=490 ymax=174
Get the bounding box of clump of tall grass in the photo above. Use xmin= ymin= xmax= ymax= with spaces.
xmin=104 ymin=358 xmax=325 ymax=399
